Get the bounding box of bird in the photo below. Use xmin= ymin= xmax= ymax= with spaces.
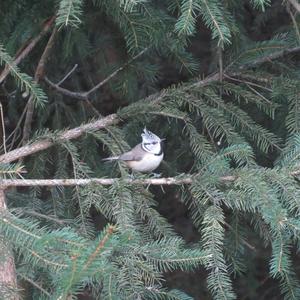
xmin=102 ymin=128 xmax=165 ymax=173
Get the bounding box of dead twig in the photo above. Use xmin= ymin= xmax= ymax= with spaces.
xmin=22 ymin=27 xmax=58 ymax=145
xmin=44 ymin=48 xmax=149 ymax=100
xmin=56 ymin=64 xmax=78 ymax=86
xmin=0 ymin=103 xmax=6 ymax=154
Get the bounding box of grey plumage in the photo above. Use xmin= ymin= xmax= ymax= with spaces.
xmin=102 ymin=129 xmax=164 ymax=172
xmin=102 ymin=144 xmax=144 ymax=162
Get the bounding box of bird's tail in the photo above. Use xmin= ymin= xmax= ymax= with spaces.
xmin=102 ymin=156 xmax=119 ymax=161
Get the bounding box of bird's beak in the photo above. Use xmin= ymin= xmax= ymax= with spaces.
xmin=160 ymin=138 xmax=166 ymax=142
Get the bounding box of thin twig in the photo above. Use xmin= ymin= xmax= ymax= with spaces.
xmin=245 ymin=83 xmax=273 ymax=104
xmin=18 ymin=273 xmax=51 ymax=297
xmin=44 ymin=48 xmax=149 ymax=99
xmin=0 ymin=103 xmax=6 ymax=154
xmin=223 ymin=74 xmax=272 ymax=92
xmin=85 ymin=48 xmax=148 ymax=96
xmin=238 ymin=46 xmax=300 ymax=70
xmin=56 ymin=64 xmax=78 ymax=86
xmin=218 ymin=46 xmax=223 ymax=82
xmin=8 ymin=102 xmax=30 ymax=151
xmin=223 ymin=220 xmax=256 ymax=251
xmin=44 ymin=77 xmax=88 ymax=100
xmin=218 ymin=46 xmax=224 ymax=100
xmin=0 ymin=16 xmax=55 ymax=84
xmin=18 ymin=209 xmax=68 ymax=225
xmin=228 ymin=72 xmax=271 ymax=84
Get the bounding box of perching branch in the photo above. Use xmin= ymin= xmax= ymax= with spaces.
xmin=0 ymin=175 xmax=236 ymax=188
xmin=2 ymin=172 xmax=300 ymax=188
xmin=0 ymin=16 xmax=55 ymax=84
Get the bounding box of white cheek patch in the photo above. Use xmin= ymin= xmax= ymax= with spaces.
xmin=142 ymin=143 xmax=151 ymax=152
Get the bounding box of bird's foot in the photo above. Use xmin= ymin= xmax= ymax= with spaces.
xmin=128 ymin=173 xmax=135 ymax=179
xmin=150 ymin=172 xmax=162 ymax=178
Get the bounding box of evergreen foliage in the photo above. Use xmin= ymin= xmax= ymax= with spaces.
xmin=1 ymin=0 xmax=300 ymax=299
xmin=0 ymin=44 xmax=47 ymax=107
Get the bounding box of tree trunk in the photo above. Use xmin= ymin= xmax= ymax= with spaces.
xmin=0 ymin=188 xmax=19 ymax=299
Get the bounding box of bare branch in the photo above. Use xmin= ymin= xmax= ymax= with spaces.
xmin=34 ymin=28 xmax=58 ymax=82
xmin=0 ymin=16 xmax=55 ymax=84
xmin=0 ymin=103 xmax=6 ymax=154
xmin=44 ymin=48 xmax=149 ymax=99
xmin=0 ymin=113 xmax=118 ymax=163
xmin=84 ymin=48 xmax=149 ymax=96
xmin=22 ymin=27 xmax=58 ymax=145
xmin=56 ymin=64 xmax=78 ymax=86
xmin=218 ymin=46 xmax=223 ymax=82
xmin=44 ymin=76 xmax=88 ymax=100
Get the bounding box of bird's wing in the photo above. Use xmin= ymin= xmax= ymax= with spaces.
xmin=119 ymin=144 xmax=144 ymax=161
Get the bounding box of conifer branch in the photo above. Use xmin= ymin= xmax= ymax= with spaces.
xmin=0 ymin=170 xmax=299 ymax=188
xmin=81 ymin=225 xmax=116 ymax=271
xmin=1 ymin=45 xmax=300 ymax=164
xmin=29 ymin=249 xmax=68 ymax=268
xmin=0 ymin=16 xmax=56 ymax=84
xmin=0 ymin=175 xmax=236 ymax=187
xmin=0 ymin=113 xmax=118 ymax=163
xmin=237 ymin=45 xmax=300 ymax=70
xmin=18 ymin=273 xmax=51 ymax=297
